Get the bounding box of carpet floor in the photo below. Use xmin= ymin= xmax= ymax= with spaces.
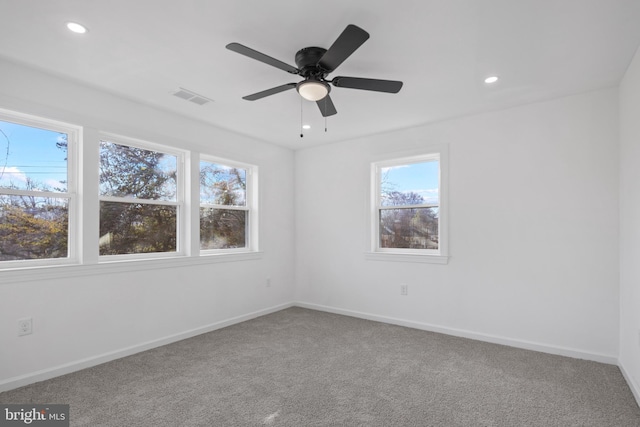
xmin=1 ymin=307 xmax=639 ymax=426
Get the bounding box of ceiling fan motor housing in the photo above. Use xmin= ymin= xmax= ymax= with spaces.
xmin=295 ymin=47 xmax=329 ymax=78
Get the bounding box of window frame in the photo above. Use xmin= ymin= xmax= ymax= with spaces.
xmin=199 ymin=155 xmax=258 ymax=255
xmin=97 ymin=133 xmax=186 ymax=261
xmin=368 ymin=146 xmax=449 ymax=264
xmin=0 ymin=108 xmax=80 ymax=268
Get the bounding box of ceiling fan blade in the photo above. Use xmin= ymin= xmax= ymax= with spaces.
xmin=318 ymin=25 xmax=369 ymax=72
xmin=226 ymin=43 xmax=299 ymax=74
xmin=316 ymin=94 xmax=337 ymax=117
xmin=242 ymin=83 xmax=297 ymax=101
xmin=332 ymin=76 xmax=403 ymax=93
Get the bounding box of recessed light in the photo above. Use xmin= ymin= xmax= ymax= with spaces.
xmin=302 ymin=124 xmax=311 ymax=130
xmin=66 ymin=22 xmax=88 ymax=34
xmin=484 ymin=76 xmax=499 ymax=84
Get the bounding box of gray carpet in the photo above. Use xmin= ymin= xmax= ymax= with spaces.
xmin=1 ymin=307 xmax=639 ymax=426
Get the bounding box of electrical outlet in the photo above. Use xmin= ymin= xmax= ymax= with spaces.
xmin=266 ymin=278 xmax=271 ymax=287
xmin=18 ymin=318 xmax=32 ymax=336
xmin=400 ymin=284 xmax=408 ymax=296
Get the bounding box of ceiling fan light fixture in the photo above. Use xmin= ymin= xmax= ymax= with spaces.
xmin=297 ymin=79 xmax=329 ymax=101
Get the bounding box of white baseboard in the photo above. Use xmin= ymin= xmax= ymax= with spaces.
xmin=1 ymin=301 xmax=624 ymax=394
xmin=619 ymin=362 xmax=640 ymax=408
xmin=0 ymin=302 xmax=293 ymax=393
xmin=294 ymin=302 xmax=618 ymax=365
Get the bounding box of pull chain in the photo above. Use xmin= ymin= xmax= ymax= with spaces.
xmin=300 ymin=97 xmax=304 ymax=138
xmin=324 ymin=98 xmax=327 ymax=132
xmin=300 ymin=97 xmax=330 ymax=136
xmin=323 ymin=97 xmax=328 ymax=132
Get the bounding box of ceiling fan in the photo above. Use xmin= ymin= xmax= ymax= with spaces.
xmin=226 ymin=24 xmax=403 ymax=117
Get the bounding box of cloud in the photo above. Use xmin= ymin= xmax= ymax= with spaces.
xmin=45 ymin=178 xmax=66 ymax=190
xmin=381 ymin=165 xmax=409 ymax=173
xmin=0 ymin=166 xmax=28 ymax=186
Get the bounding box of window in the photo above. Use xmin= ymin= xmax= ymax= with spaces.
xmin=99 ymin=137 xmax=183 ymax=257
xmin=199 ymin=158 xmax=257 ymax=252
xmin=0 ymin=111 xmax=78 ymax=266
xmin=0 ymin=107 xmax=263 ymax=273
xmin=370 ymin=149 xmax=448 ymax=263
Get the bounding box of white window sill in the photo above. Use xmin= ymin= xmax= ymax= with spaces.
xmin=365 ymin=252 xmax=449 ymax=264
xmin=0 ymin=252 xmax=263 ymax=284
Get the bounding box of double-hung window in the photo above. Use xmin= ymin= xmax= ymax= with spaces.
xmin=199 ymin=157 xmax=257 ymax=253
xmin=0 ymin=107 xmax=263 ymax=272
xmin=98 ymin=136 xmax=183 ymax=258
xmin=0 ymin=111 xmax=79 ymax=267
xmin=371 ymin=149 xmax=448 ymax=263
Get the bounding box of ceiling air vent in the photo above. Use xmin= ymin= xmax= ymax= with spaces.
xmin=172 ymin=87 xmax=214 ymax=105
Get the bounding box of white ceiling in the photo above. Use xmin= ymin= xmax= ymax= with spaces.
xmin=1 ymin=0 xmax=640 ymax=150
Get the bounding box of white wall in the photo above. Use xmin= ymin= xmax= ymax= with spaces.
xmin=0 ymin=59 xmax=296 ymax=390
xmin=619 ymin=45 xmax=640 ymax=402
xmin=295 ymin=88 xmax=620 ymax=361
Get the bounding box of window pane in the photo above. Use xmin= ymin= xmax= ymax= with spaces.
xmin=0 ymin=195 xmax=68 ymax=260
xmin=380 ymin=207 xmax=439 ymax=249
xmin=99 ymin=141 xmax=177 ymax=201
xmin=200 ymin=208 xmax=247 ymax=249
xmin=380 ymin=161 xmax=438 ymax=207
xmin=200 ymin=162 xmax=246 ymax=206
xmin=99 ymin=202 xmax=177 ymax=255
xmin=0 ymin=120 xmax=68 ymax=192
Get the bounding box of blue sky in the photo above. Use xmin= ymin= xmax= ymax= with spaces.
xmin=382 ymin=161 xmax=439 ymax=204
xmin=0 ymin=120 xmax=67 ymax=192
